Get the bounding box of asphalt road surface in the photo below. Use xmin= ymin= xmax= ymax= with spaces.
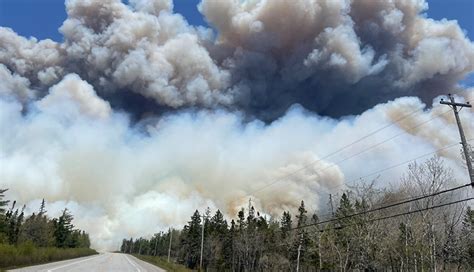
xmin=10 ymin=252 xmax=166 ymax=272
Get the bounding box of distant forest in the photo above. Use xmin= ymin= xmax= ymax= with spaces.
xmin=121 ymin=157 xmax=474 ymax=271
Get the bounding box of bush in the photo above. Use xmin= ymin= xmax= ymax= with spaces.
xmin=0 ymin=243 xmax=97 ymax=269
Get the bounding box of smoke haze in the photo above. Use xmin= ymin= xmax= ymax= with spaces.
xmin=0 ymin=0 xmax=473 ymax=250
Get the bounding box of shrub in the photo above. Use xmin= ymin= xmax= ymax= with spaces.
xmin=0 ymin=243 xmax=97 ymax=269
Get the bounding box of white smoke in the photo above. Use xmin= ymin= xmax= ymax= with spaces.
xmin=1 ymin=90 xmax=472 ymax=249
xmin=0 ymin=0 xmax=473 ymax=250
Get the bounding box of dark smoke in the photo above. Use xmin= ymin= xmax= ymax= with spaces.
xmin=0 ymin=0 xmax=472 ymax=121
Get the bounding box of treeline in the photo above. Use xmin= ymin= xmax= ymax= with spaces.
xmin=0 ymin=189 xmax=95 ymax=268
xmin=121 ymin=157 xmax=474 ymax=271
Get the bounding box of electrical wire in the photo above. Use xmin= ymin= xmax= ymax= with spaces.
xmin=291 ymin=182 xmax=472 ymax=230
xmin=299 ymin=197 xmax=473 ymax=232
xmin=321 ymin=138 xmax=473 ymax=192
xmin=250 ymin=109 xmax=452 ymax=194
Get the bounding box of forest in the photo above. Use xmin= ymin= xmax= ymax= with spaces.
xmin=0 ymin=191 xmax=95 ymax=268
xmin=121 ymin=157 xmax=474 ymax=271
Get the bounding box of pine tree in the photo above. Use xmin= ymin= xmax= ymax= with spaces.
xmin=20 ymin=200 xmax=54 ymax=247
xmin=291 ymin=201 xmax=311 ymax=268
xmin=0 ymin=189 xmax=9 ymax=215
xmin=0 ymin=188 xmax=10 ymax=242
xmin=180 ymin=210 xmax=202 ymax=269
xmin=335 ymin=193 xmax=358 ymax=270
xmin=336 ymin=193 xmax=354 ymax=219
xmin=280 ymin=211 xmax=292 ymax=239
xmin=208 ymin=210 xmax=228 ymax=269
xmin=38 ymin=199 xmax=47 ymax=216
xmin=6 ymin=204 xmax=24 ymax=245
xmin=54 ymin=208 xmax=74 ymax=248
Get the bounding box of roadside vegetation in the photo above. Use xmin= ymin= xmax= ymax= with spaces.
xmin=121 ymin=156 xmax=474 ymax=271
xmin=133 ymin=254 xmax=191 ymax=272
xmin=0 ymin=191 xmax=96 ymax=269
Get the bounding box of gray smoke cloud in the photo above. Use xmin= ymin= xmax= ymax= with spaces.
xmin=1 ymin=0 xmax=473 ymax=118
xmin=199 ymin=0 xmax=474 ymax=118
xmin=0 ymin=0 xmax=473 ymax=250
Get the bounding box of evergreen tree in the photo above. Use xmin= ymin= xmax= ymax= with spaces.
xmin=179 ymin=210 xmax=202 ymax=269
xmin=334 ymin=193 xmax=355 ymax=270
xmin=6 ymin=204 xmax=25 ymax=244
xmin=207 ymin=210 xmax=228 ymax=269
xmin=20 ymin=200 xmax=54 ymax=247
xmin=38 ymin=199 xmax=47 ymax=216
xmin=0 ymin=188 xmax=10 ymax=242
xmin=0 ymin=189 xmax=9 ymax=215
xmin=280 ymin=211 xmax=292 ymax=239
xmin=291 ymin=201 xmax=311 ymax=268
xmin=54 ymin=208 xmax=74 ymax=248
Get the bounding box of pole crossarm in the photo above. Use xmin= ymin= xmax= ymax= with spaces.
xmin=440 ymin=100 xmax=472 ymax=108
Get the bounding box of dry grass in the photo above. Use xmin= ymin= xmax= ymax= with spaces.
xmin=133 ymin=254 xmax=193 ymax=272
xmin=0 ymin=242 xmax=97 ymax=269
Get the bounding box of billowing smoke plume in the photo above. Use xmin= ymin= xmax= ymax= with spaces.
xmin=0 ymin=0 xmax=473 ymax=250
xmin=1 ymin=0 xmax=473 ymax=118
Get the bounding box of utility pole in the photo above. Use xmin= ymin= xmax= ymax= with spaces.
xmin=296 ymin=234 xmax=303 ymax=272
xmin=440 ymin=94 xmax=473 ymax=186
xmin=318 ymin=230 xmax=323 ymax=271
xmin=154 ymin=233 xmax=159 ymax=256
xmin=328 ymin=194 xmax=334 ymax=216
xmin=138 ymin=239 xmax=142 ymax=255
xmin=200 ymin=214 xmax=207 ymax=271
xmin=167 ymin=228 xmax=173 ymax=263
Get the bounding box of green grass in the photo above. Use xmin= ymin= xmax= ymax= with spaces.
xmin=133 ymin=254 xmax=192 ymax=272
xmin=0 ymin=243 xmax=97 ymax=269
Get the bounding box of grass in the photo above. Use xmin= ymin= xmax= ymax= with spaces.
xmin=133 ymin=254 xmax=192 ymax=272
xmin=0 ymin=243 xmax=97 ymax=269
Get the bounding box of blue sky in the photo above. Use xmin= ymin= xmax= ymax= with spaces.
xmin=1 ymin=0 xmax=473 ymax=84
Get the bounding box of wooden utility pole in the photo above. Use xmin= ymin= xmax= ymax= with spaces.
xmin=296 ymin=234 xmax=303 ymax=272
xmin=168 ymin=228 xmax=173 ymax=262
xmin=440 ymin=94 xmax=473 ymax=186
xmin=138 ymin=239 xmax=142 ymax=255
xmin=200 ymin=215 xmax=207 ymax=271
xmin=328 ymin=194 xmax=334 ymax=216
xmin=154 ymin=234 xmax=159 ymax=256
xmin=318 ymin=231 xmax=323 ymax=271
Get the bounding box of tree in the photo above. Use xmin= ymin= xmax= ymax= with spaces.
xmin=38 ymin=199 xmax=46 ymax=216
xmin=459 ymin=207 xmax=474 ymax=269
xmin=0 ymin=189 xmax=9 ymax=215
xmin=6 ymin=203 xmax=25 ymax=245
xmin=280 ymin=211 xmax=292 ymax=240
xmin=53 ymin=208 xmax=74 ymax=248
xmin=401 ymin=156 xmax=455 ymax=271
xmin=178 ymin=210 xmax=202 ymax=269
xmin=0 ymin=188 xmax=10 ymax=242
xmin=19 ymin=200 xmax=54 ymax=247
xmin=330 ymin=193 xmax=355 ymax=271
xmin=207 ymin=210 xmax=229 ymax=270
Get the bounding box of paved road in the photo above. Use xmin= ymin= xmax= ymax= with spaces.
xmin=10 ymin=252 xmax=166 ymax=272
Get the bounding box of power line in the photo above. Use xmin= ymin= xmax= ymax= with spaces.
xmin=321 ymin=138 xmax=473 ymax=192
xmin=285 ymin=140 xmax=469 ymax=222
xmin=251 ymin=109 xmax=452 ymax=194
xmin=302 ymin=197 xmax=473 ymax=232
xmin=292 ymin=182 xmax=472 ymax=230
xmin=314 ymin=109 xmax=453 ymax=176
